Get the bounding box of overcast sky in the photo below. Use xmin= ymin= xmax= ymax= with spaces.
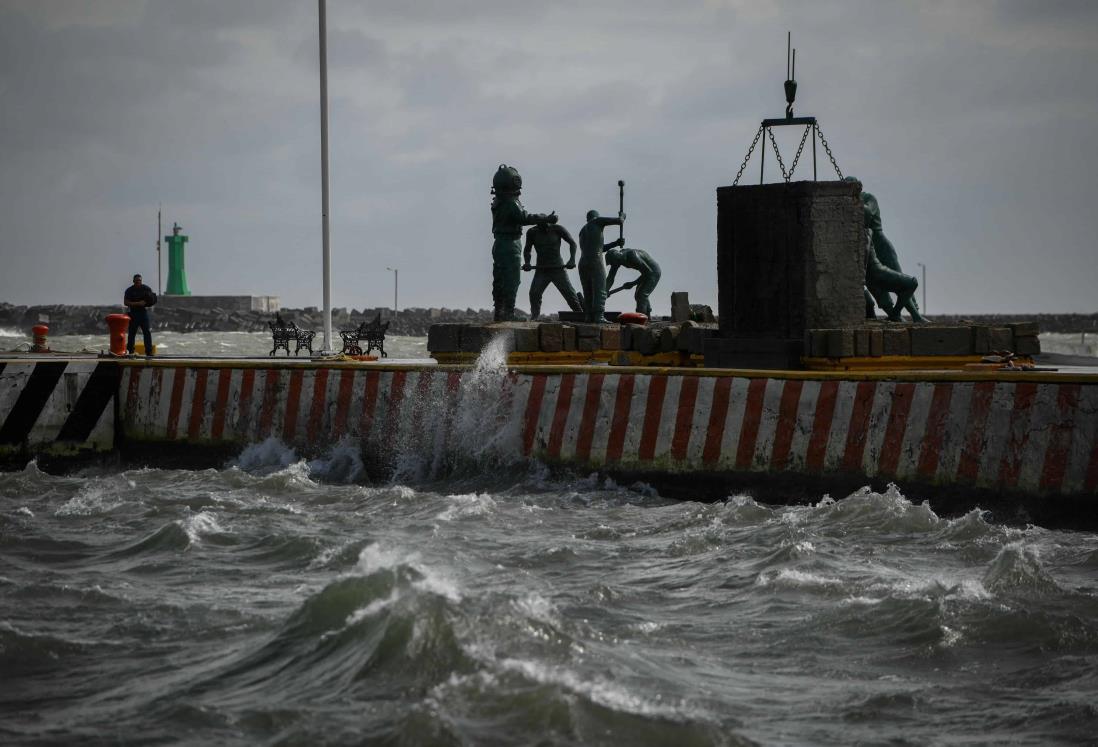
xmin=1 ymin=0 xmax=1096 ymax=315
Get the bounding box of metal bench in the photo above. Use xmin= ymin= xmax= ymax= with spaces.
xmin=269 ymin=315 xmax=316 ymax=357
xmin=340 ymin=313 xmax=389 ymax=357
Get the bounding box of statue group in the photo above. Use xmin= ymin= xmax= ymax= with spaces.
xmin=491 ymin=165 xmax=660 ymax=323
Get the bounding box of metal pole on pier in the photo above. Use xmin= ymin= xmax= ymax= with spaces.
xmin=156 ymin=205 xmax=162 ymax=295
xmin=387 ymin=267 xmax=399 ymax=319
xmin=916 ymin=262 xmax=927 ymax=312
xmin=318 ymin=0 xmax=333 ymax=353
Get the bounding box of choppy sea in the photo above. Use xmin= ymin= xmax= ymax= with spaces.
xmin=2 ymin=329 xmax=1098 ymax=745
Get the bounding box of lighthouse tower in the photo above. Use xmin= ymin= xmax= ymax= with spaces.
xmin=165 ymin=222 xmax=191 ymax=296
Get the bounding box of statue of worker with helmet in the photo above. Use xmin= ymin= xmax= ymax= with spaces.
xmin=523 ymin=221 xmax=584 ymax=319
xmin=846 ymin=176 xmax=928 ymax=323
xmin=490 ymin=165 xmax=558 ymax=322
xmin=577 ymin=209 xmax=625 ymax=323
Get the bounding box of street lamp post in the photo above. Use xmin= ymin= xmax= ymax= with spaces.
xmin=916 ymin=262 xmax=926 ymax=312
xmin=386 ymin=267 xmax=398 ymax=319
xmin=318 ymin=0 xmax=333 ymax=353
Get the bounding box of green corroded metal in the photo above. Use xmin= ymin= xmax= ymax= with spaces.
xmin=606 ymin=247 xmax=661 ymax=318
xmin=165 ymin=222 xmax=191 ymax=296
xmin=490 ymin=165 xmax=556 ymax=321
xmin=577 ymin=209 xmax=624 ymax=324
xmin=848 ymin=178 xmax=926 ymax=323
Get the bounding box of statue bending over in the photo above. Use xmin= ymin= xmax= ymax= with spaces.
xmin=577 ymin=209 xmax=625 ymax=323
xmin=847 ymin=177 xmax=927 ymax=323
xmin=490 ymin=165 xmax=557 ymax=321
xmin=605 ymin=247 xmax=661 ymax=318
xmin=523 ymin=223 xmax=584 ymax=319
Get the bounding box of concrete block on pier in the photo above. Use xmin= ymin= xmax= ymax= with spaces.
xmin=671 ymin=292 xmax=691 ymax=322
xmin=562 ymin=325 xmax=577 ymax=351
xmin=539 ymin=323 xmax=563 ymax=353
xmin=427 ymin=324 xmax=462 ymax=353
xmin=1014 ymin=335 xmax=1041 ymax=356
xmin=988 ymin=327 xmax=1013 ymax=353
xmin=854 ymin=329 xmax=871 ymax=357
xmin=827 ymin=329 xmax=855 ymax=358
xmin=601 ymin=326 xmax=622 ymax=351
xmin=459 ymin=325 xmax=492 ymax=353
xmin=513 ymin=326 xmax=539 ymax=352
xmin=868 ymin=328 xmax=884 ymax=357
xmin=1010 ymin=322 xmax=1040 ymax=338
xmin=660 ymin=326 xmax=680 ymax=352
xmin=910 ymin=326 xmax=973 ymax=356
xmin=881 ymin=327 xmax=910 ymax=356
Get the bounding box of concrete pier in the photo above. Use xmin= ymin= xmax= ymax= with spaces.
xmin=3 ymin=354 xmax=1095 ymax=522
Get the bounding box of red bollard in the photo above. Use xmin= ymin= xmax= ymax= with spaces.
xmin=106 ymin=314 xmax=131 ymax=356
xmin=31 ymin=324 xmax=50 ymax=353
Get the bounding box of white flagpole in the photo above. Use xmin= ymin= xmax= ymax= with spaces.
xmin=318 ymin=0 xmax=332 ymax=353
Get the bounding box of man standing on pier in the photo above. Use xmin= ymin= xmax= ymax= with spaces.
xmin=123 ymin=273 xmax=157 ymax=356
xmin=522 ymin=222 xmax=584 ymax=319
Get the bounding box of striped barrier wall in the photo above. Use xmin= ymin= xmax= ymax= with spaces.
xmin=0 ymin=360 xmax=119 ymax=458
xmin=116 ymin=362 xmax=1098 ymax=498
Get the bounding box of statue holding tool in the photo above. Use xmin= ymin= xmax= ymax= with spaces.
xmin=523 ymin=222 xmax=584 ymax=319
xmin=577 ymin=180 xmax=626 ymax=324
xmin=606 ymin=247 xmax=661 ymax=318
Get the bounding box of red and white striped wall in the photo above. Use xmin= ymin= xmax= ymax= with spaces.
xmin=117 ymin=363 xmax=1098 ymax=497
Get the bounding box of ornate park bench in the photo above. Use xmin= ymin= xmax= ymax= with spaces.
xmin=269 ymin=315 xmax=316 ymax=357
xmin=340 ymin=313 xmax=389 ymax=357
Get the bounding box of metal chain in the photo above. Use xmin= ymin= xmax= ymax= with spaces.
xmin=765 ymin=127 xmax=790 ymax=181
xmin=732 ymin=125 xmax=764 ymax=186
xmin=814 ymin=122 xmax=844 ymax=180
xmin=787 ymin=123 xmax=812 ymax=180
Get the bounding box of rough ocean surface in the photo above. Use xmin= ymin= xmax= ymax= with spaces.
xmin=2 ymin=331 xmax=1098 ymax=745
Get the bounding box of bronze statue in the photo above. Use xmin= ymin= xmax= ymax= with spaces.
xmin=523 ymin=223 xmax=584 ymax=319
xmin=605 ymin=247 xmax=661 ymax=317
xmin=577 ymin=209 xmax=625 ymax=323
xmin=490 ymin=165 xmax=557 ymax=322
xmin=847 ymin=177 xmax=927 ymax=323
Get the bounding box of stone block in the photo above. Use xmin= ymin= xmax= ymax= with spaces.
xmin=909 ymin=326 xmax=973 ymax=356
xmin=882 ymin=327 xmax=910 ymax=356
xmin=807 ymin=329 xmax=829 ymax=357
xmin=459 ymin=324 xmax=492 ymax=353
xmin=577 ymin=336 xmax=598 ymax=352
xmin=827 ymin=329 xmax=855 ymax=358
xmin=427 ymin=323 xmax=461 ymax=353
xmin=574 ymin=323 xmax=600 ymax=339
xmin=868 ymin=328 xmax=883 ymax=357
xmin=539 ymin=323 xmax=563 ymax=353
xmin=635 ymin=328 xmax=659 ymax=355
xmin=690 ymin=304 xmax=716 ymax=323
xmin=1014 ymin=335 xmax=1041 ymax=356
xmin=619 ymin=324 xmax=634 ymax=350
xmin=677 ymin=321 xmax=696 ymax=351
xmin=988 ymin=327 xmax=1012 ymax=353
xmin=660 ymin=325 xmax=680 ymax=352
xmin=601 ymin=326 xmax=622 ymax=350
xmin=513 ymin=326 xmax=539 ymax=353
xmin=854 ymin=328 xmax=870 ymax=357
xmin=973 ymin=326 xmax=991 ymax=355
xmin=1010 ymin=322 xmax=1040 ymax=337
xmin=671 ymin=292 xmax=691 ymax=322
xmin=562 ymin=325 xmax=577 ymax=351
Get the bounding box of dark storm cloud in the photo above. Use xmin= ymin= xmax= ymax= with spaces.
xmin=0 ymin=0 xmax=1096 ymax=314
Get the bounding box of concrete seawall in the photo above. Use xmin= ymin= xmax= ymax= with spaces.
xmin=2 ymin=356 xmax=1095 ymax=521
xmin=114 ymin=360 xmax=1098 ymax=512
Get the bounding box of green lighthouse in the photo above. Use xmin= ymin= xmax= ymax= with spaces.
xmin=165 ymin=222 xmax=190 ymax=295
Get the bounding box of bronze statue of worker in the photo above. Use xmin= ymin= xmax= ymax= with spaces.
xmin=490 ymin=165 xmax=557 ymax=322
xmin=847 ymin=176 xmax=927 ymax=323
xmin=605 ymin=247 xmax=661 ymax=318
xmin=523 ymin=222 xmax=584 ymax=319
xmin=577 ymin=210 xmax=625 ymax=323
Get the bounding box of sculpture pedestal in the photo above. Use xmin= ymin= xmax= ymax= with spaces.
xmin=709 ymin=180 xmax=865 ymax=368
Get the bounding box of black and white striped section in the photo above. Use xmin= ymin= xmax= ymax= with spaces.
xmin=0 ymin=360 xmax=118 ymax=454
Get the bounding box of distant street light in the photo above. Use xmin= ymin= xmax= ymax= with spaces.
xmin=916 ymin=262 xmax=927 ymax=312
xmin=386 ymin=267 xmax=399 ymax=319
